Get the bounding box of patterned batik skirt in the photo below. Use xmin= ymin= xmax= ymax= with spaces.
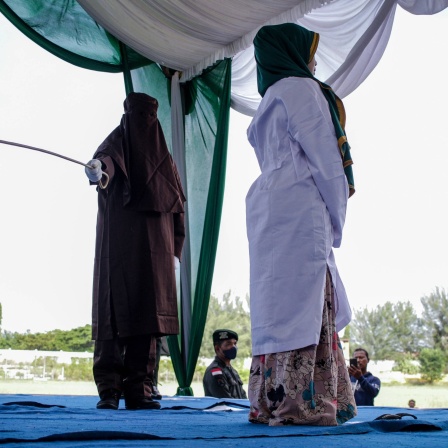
xmin=248 ymin=270 xmax=357 ymax=426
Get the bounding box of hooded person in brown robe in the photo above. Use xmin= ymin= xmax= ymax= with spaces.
xmin=85 ymin=92 xmax=186 ymax=410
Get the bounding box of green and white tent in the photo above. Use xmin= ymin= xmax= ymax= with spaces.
xmin=1 ymin=0 xmax=447 ymax=395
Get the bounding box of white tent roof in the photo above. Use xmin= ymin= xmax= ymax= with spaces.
xmin=77 ymin=0 xmax=448 ymax=115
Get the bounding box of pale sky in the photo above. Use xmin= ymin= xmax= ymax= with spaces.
xmin=1 ymin=8 xmax=447 ymax=334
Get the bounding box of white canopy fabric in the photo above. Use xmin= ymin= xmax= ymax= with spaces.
xmin=77 ymin=0 xmax=448 ymax=116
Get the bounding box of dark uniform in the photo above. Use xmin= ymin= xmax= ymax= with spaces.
xmin=203 ymin=356 xmax=247 ymax=399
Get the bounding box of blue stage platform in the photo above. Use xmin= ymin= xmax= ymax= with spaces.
xmin=1 ymin=393 xmax=447 ymax=447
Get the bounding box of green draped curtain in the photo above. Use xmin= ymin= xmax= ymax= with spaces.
xmin=1 ymin=0 xmax=232 ymax=396
xmin=132 ymin=61 xmax=232 ymax=395
xmin=0 ymin=0 xmax=150 ymax=72
xmin=173 ymin=61 xmax=231 ymax=395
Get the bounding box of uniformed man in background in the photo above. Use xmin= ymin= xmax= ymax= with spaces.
xmin=203 ymin=329 xmax=247 ymax=399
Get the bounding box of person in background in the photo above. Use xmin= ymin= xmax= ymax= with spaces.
xmin=203 ymin=329 xmax=247 ymax=399
xmin=245 ymin=23 xmax=356 ymax=426
xmin=348 ymin=348 xmax=381 ymax=406
xmin=408 ymin=399 xmax=417 ymax=408
xmin=85 ymin=92 xmax=186 ymax=411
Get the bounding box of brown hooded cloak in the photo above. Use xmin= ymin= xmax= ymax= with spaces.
xmin=90 ymin=92 xmax=186 ymax=341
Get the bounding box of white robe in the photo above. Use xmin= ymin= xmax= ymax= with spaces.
xmin=246 ymin=77 xmax=351 ymax=356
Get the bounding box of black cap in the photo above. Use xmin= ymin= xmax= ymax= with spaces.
xmin=213 ymin=329 xmax=238 ymax=345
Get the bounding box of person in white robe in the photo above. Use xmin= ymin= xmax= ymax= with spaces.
xmin=246 ymin=23 xmax=357 ymax=426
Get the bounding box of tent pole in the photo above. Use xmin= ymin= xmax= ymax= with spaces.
xmin=119 ymin=41 xmax=134 ymax=95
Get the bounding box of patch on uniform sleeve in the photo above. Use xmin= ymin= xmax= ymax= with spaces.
xmin=211 ymin=368 xmax=223 ymax=376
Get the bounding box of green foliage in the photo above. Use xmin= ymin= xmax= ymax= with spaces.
xmin=0 ymin=325 xmax=94 ymax=352
xmin=28 ymin=356 xmax=58 ymax=379
xmin=157 ymin=355 xmax=250 ymax=386
xmin=64 ymin=358 xmax=94 ymax=381
xmin=9 ymin=356 xmax=94 ymax=381
xmin=418 ymin=348 xmax=446 ymax=383
xmin=392 ymin=353 xmax=419 ymax=375
xmin=404 ymin=377 xmax=427 ymax=385
xmin=158 ymin=357 xmax=177 ymax=384
xmin=341 ymin=324 xmax=350 ymax=340
xmin=193 ymin=360 xmax=207 ymax=383
xmin=231 ymin=357 xmax=250 ymax=385
xmin=2 ymin=286 xmax=446 ymax=383
xmin=199 ymin=291 xmax=251 ymax=359
xmin=350 ymin=301 xmax=425 ymax=360
xmin=421 ymin=287 xmax=448 ymax=354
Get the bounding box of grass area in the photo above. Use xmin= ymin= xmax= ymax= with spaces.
xmin=0 ymin=379 xmax=98 ymax=396
xmin=375 ymin=384 xmax=448 ymax=408
xmin=0 ymin=380 xmax=205 ymax=398
xmin=1 ymin=380 xmax=448 ymax=409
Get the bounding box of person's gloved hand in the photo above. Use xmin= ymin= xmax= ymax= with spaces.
xmin=85 ymin=159 xmax=102 ymax=182
xmin=174 ymin=256 xmax=180 ymax=270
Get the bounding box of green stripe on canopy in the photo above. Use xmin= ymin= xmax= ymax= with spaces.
xmin=0 ymin=0 xmax=150 ymax=72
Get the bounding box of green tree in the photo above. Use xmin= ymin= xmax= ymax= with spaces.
xmin=421 ymin=287 xmax=448 ymax=355
xmin=392 ymin=353 xmax=419 ymax=375
xmin=391 ymin=301 xmax=426 ymax=354
xmin=199 ymin=291 xmax=251 ymax=359
xmin=0 ymin=325 xmax=94 ymax=352
xmin=64 ymin=358 xmax=94 ymax=381
xmin=351 ymin=303 xmax=395 ymax=360
xmin=419 ymin=348 xmax=445 ymax=383
xmin=0 ymin=331 xmax=19 ymax=349
xmin=350 ymin=301 xmax=423 ymax=360
xmin=53 ymin=325 xmax=94 ymax=352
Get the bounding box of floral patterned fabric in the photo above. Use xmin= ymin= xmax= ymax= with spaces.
xmin=248 ymin=270 xmax=357 ymax=426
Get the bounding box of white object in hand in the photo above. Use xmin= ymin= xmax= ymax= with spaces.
xmin=85 ymin=159 xmax=103 ymax=182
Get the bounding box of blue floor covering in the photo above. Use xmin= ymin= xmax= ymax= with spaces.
xmin=1 ymin=393 xmax=447 ymax=447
